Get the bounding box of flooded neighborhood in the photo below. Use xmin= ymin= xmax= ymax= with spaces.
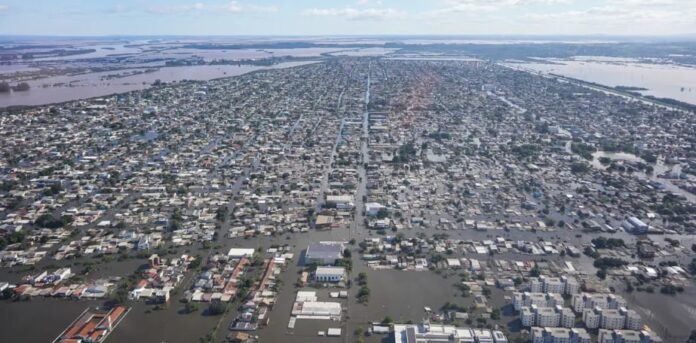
xmin=2 ymin=9 xmax=696 ymax=343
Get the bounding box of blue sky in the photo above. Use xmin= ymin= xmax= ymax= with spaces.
xmin=0 ymin=0 xmax=695 ymax=36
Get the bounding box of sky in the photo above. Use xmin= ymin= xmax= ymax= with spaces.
xmin=0 ymin=0 xmax=695 ymax=36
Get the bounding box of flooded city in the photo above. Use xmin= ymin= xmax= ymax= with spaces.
xmin=3 ymin=3 xmax=696 ymax=343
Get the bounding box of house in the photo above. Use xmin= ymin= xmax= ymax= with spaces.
xmin=365 ymin=202 xmax=386 ymax=216
xmin=326 ymin=195 xmax=354 ymax=210
xmin=314 ymin=266 xmax=346 ymax=283
xmin=305 ymin=242 xmax=344 ymax=265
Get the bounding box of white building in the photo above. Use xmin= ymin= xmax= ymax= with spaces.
xmin=314 ymin=266 xmax=346 ymax=283
xmin=521 ymin=305 xmax=574 ymax=328
xmin=326 ymin=195 xmax=354 ymax=210
xmin=583 ymin=308 xmax=602 ymax=329
xmin=365 ymin=202 xmax=386 ymax=216
xmin=532 ymin=327 xmax=591 ymax=343
xmin=392 ymin=323 xmax=508 ymax=343
xmin=621 ymin=308 xmax=643 ymax=331
xmin=598 ymin=329 xmax=662 ymax=343
xmin=513 ymin=292 xmax=563 ymax=311
xmin=572 ymin=293 xmax=626 ymax=313
xmin=600 ymin=309 xmax=626 ymax=330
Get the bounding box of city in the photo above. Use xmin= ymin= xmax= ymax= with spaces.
xmin=1 ymin=2 xmax=696 ymax=343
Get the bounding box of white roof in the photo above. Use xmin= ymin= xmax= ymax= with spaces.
xmin=228 ymin=248 xmax=255 ymax=258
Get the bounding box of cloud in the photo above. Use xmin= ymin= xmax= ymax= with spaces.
xmin=0 ymin=4 xmax=8 ymax=12
xmin=147 ymin=1 xmax=277 ymax=15
xmin=522 ymin=4 xmax=693 ymax=27
xmin=303 ymin=7 xmax=406 ymax=20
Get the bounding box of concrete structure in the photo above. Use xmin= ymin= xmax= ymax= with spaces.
xmin=582 ymin=308 xmax=602 ymax=329
xmin=392 ymin=323 xmax=508 ymax=343
xmin=326 ymin=195 xmax=354 ymax=210
xmin=531 ymin=327 xmax=591 ymax=343
xmin=365 ymin=202 xmax=386 ymax=216
xmin=227 ymin=248 xmax=256 ymax=258
xmin=583 ymin=306 xmax=642 ymax=330
xmin=529 ymin=276 xmax=579 ymax=295
xmin=513 ymin=292 xmax=563 ymax=311
xmin=305 ymin=242 xmax=345 ymax=265
xmin=572 ymin=293 xmax=627 ymax=313
xmin=621 ymin=308 xmax=643 ymax=331
xmin=314 ymin=266 xmax=346 ymax=283
xmin=598 ymin=329 xmax=662 ymax=343
xmin=521 ymin=305 xmax=575 ymax=328
xmin=601 ymin=309 xmax=627 ymax=330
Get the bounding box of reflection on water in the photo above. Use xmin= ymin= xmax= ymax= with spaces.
xmin=516 ymin=59 xmax=696 ymax=105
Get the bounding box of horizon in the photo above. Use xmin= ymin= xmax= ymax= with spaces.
xmin=2 ymin=1 xmax=696 ymax=37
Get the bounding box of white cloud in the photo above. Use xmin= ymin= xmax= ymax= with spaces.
xmin=147 ymin=1 xmax=277 ymax=15
xmin=303 ymin=7 xmax=407 ymax=20
xmin=0 ymin=4 xmax=8 ymax=12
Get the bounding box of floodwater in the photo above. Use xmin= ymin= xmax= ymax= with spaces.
xmin=515 ymin=58 xmax=696 ymax=105
xmin=2 ymin=225 xmax=696 ymax=342
xmin=0 ymin=61 xmax=319 ymax=108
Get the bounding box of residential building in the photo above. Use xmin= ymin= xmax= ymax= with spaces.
xmin=532 ymin=327 xmax=591 ymax=343
xmin=513 ymin=292 xmax=563 ymax=311
xmin=598 ymin=329 xmax=662 ymax=343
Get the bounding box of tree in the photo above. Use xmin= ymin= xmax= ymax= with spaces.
xmin=14 ymin=82 xmax=30 ymax=92
xmin=207 ymin=301 xmax=227 ymax=315
xmin=183 ymin=302 xmax=199 ymax=314
xmin=357 ymin=286 xmax=370 ymax=303
xmin=0 ymin=82 xmax=10 ymax=93
xmin=491 ymin=309 xmax=501 ymax=320
xmin=686 ymin=330 xmax=696 ymax=343
xmin=381 ymin=316 xmax=394 ymax=325
xmin=357 ymin=272 xmax=368 ymax=286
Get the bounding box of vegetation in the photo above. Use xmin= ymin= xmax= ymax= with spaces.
xmin=35 ymin=214 xmax=73 ymax=229
xmin=357 ymin=272 xmax=367 ymax=286
xmin=14 ymin=82 xmax=30 ymax=92
xmin=357 ymin=286 xmax=370 ymax=303
xmin=571 ymin=142 xmax=597 ymax=160
xmin=511 ymin=144 xmax=540 ymax=159
xmin=591 ymin=237 xmax=625 ymax=249
xmin=593 ymin=257 xmax=629 ymax=269
xmin=206 ymin=301 xmax=227 ymax=315
xmin=442 ymin=301 xmax=468 ymax=312
xmin=659 ymin=284 xmax=684 ymax=295
xmin=182 ymin=302 xmax=199 ymax=314
xmin=570 ymin=161 xmax=591 ymax=174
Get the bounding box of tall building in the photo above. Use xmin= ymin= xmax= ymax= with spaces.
xmin=531 ymin=327 xmax=591 ymax=343
xmin=520 ymin=305 xmax=575 ymax=328
xmin=562 ymin=276 xmax=580 ymax=295
xmin=529 ymin=276 xmax=579 ymax=295
xmin=621 ymin=308 xmax=643 ymax=331
xmin=601 ymin=309 xmax=626 ymax=330
xmin=598 ymin=329 xmax=662 ymax=343
xmin=543 ymin=277 xmax=565 ymax=294
xmin=513 ymin=292 xmax=563 ymax=311
xmin=572 ymin=293 xmax=627 ymax=313
xmin=582 ymin=308 xmax=601 ymax=329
